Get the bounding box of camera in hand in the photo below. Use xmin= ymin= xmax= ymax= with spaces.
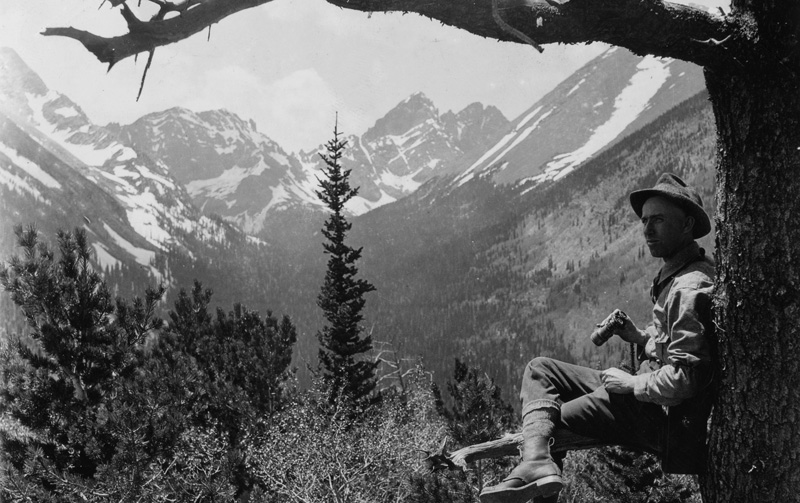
xmin=590 ymin=309 xmax=629 ymax=346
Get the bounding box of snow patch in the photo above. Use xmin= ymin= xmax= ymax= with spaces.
xmin=379 ymin=167 xmax=424 ymax=193
xmin=359 ymin=139 xmax=373 ymax=165
xmin=480 ymin=109 xmax=554 ymax=172
xmin=602 ymin=47 xmax=619 ymax=58
xmin=113 ymin=165 xmax=141 ymax=180
xmin=120 ymin=191 xmax=172 ymax=249
xmin=26 ymin=91 xmax=126 ymax=167
xmin=0 ymin=165 xmax=42 ymax=199
xmin=91 ymin=241 xmax=121 ymax=271
xmin=102 ymin=222 xmax=160 ymax=279
xmin=215 ymin=144 xmax=238 ymax=155
xmin=0 ymin=142 xmax=61 ymax=189
xmin=115 ymin=148 xmax=138 ymax=162
xmin=534 ymin=56 xmax=672 ymax=184
xmin=567 ymin=78 xmax=586 ymax=97
xmin=347 ymin=189 xmax=395 ymax=215
xmin=186 ymin=164 xmax=266 ymax=198
xmin=262 ymin=184 xmax=291 ymax=214
xmin=270 ymin=152 xmax=290 ymax=165
xmin=455 ymin=106 xmax=545 ymax=186
xmin=136 ymin=165 xmax=176 ymax=189
xmin=53 ymin=107 xmax=79 ymax=118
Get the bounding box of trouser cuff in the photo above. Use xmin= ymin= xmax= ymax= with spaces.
xmin=522 ymin=399 xmax=560 ymax=419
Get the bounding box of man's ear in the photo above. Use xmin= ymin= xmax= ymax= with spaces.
xmin=684 ymin=215 xmax=696 ymax=236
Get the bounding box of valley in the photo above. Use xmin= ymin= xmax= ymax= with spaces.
xmin=0 ymin=46 xmax=716 ymax=403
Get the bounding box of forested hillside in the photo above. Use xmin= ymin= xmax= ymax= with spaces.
xmin=352 ymin=91 xmax=717 ymax=402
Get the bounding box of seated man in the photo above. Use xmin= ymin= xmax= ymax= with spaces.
xmin=481 ymin=173 xmax=716 ymax=503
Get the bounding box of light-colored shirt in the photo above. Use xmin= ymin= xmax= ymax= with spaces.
xmin=632 ymin=242 xmax=715 ymax=406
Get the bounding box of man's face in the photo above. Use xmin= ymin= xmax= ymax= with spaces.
xmin=641 ymin=196 xmax=694 ymax=259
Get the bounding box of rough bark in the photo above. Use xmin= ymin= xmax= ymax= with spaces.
xmin=44 ymin=0 xmax=737 ymax=69
xmin=703 ymin=65 xmax=800 ymax=501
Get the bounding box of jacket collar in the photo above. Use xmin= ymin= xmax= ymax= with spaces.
xmin=657 ymin=241 xmax=702 ymax=288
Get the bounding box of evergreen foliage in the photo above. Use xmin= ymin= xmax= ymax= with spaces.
xmin=164 ymin=280 xmax=297 ymax=442
xmin=561 ymin=447 xmax=701 ymax=503
xmin=409 ymin=359 xmax=519 ymax=501
xmin=315 ymin=120 xmax=377 ymax=404
xmin=0 ymin=227 xmax=297 ymax=500
xmin=0 ymin=226 xmax=164 ymax=479
xmin=443 ymin=358 xmax=517 ymax=447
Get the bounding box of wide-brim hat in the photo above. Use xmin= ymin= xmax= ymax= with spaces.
xmin=629 ymin=173 xmax=711 ymax=238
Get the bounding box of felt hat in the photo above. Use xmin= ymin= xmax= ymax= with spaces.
xmin=629 ymin=173 xmax=711 ymax=238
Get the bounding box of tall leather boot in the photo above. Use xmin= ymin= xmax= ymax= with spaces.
xmin=480 ymin=399 xmax=562 ymax=503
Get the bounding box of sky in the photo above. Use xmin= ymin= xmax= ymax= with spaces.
xmin=0 ymin=0 xmax=725 ymax=153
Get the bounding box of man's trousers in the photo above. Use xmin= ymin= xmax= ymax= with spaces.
xmin=520 ymin=357 xmax=665 ymax=454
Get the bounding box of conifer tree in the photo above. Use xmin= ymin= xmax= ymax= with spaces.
xmin=0 ymin=225 xmax=164 ymax=487
xmin=315 ymin=119 xmax=377 ymax=405
xmin=443 ymin=359 xmax=516 ymax=447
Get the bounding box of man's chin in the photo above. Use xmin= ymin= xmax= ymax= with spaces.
xmin=647 ymin=246 xmax=663 ymax=258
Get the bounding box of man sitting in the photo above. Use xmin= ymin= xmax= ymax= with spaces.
xmin=481 ymin=173 xmax=716 ymax=503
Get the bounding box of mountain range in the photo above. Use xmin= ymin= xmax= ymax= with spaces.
xmin=0 ymin=46 xmax=716 ymax=399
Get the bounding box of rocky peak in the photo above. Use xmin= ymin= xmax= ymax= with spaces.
xmin=441 ymin=102 xmax=509 ymax=155
xmin=363 ymin=92 xmax=439 ymax=141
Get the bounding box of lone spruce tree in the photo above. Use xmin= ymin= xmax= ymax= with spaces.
xmin=315 ymin=119 xmax=377 ymax=405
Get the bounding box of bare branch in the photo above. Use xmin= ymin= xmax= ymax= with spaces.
xmin=42 ymin=0 xmax=271 ymax=69
xmin=42 ymin=0 xmax=743 ymax=70
xmin=137 ymin=49 xmax=156 ymax=101
xmin=324 ymin=0 xmax=738 ymax=68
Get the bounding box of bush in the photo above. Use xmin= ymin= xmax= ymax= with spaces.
xmin=245 ymin=367 xmax=448 ymax=502
xmin=561 ymin=447 xmax=701 ymax=503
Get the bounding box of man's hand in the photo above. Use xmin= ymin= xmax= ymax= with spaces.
xmin=611 ymin=314 xmax=648 ymax=346
xmin=601 ymin=368 xmax=635 ymax=394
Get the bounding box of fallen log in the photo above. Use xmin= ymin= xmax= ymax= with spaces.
xmin=423 ymin=429 xmax=646 ymax=472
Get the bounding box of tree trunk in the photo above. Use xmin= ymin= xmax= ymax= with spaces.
xmin=703 ymin=65 xmax=800 ymax=501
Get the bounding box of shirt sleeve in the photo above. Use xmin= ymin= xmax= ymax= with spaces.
xmin=637 ymin=324 xmax=658 ymax=360
xmin=632 ymin=285 xmax=713 ymax=406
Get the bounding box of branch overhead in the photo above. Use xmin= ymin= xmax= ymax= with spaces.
xmin=42 ymin=0 xmax=741 ymax=70
xmin=42 ymin=0 xmax=270 ymax=68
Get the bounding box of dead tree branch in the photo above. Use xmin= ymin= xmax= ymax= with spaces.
xmin=42 ymin=0 xmax=270 ymax=69
xmin=422 ymin=429 xmax=651 ymax=472
xmin=42 ymin=0 xmax=741 ymax=71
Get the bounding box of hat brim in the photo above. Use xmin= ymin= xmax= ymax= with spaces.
xmin=630 ymin=189 xmax=711 ymax=239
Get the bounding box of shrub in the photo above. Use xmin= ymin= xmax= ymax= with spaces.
xmin=245 ymin=367 xmax=447 ymax=502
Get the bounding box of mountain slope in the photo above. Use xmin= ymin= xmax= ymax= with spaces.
xmin=351 ymin=91 xmax=717 ymax=401
xmin=1 ymin=45 xmax=718 ymax=403
xmin=453 ymin=48 xmax=705 ymax=189
xmin=119 ymin=107 xmax=320 ymax=235
xmin=119 ymin=92 xmax=509 ymax=238
xmin=0 ymin=47 xmax=299 ymax=324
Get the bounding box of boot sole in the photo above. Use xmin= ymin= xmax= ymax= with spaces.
xmin=480 ymin=475 xmax=562 ymax=503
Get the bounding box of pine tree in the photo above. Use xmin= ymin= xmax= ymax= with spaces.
xmin=444 ymin=359 xmax=516 ymax=447
xmin=166 ymin=280 xmax=298 ymax=428
xmin=0 ymin=225 xmax=164 ymax=488
xmin=441 ymin=359 xmax=517 ymax=494
xmin=1 ymin=230 xmax=298 ymax=500
xmin=315 ymin=119 xmax=377 ymax=405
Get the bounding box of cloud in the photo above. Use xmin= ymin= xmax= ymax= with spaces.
xmin=186 ymin=65 xmax=351 ymax=153
xmin=259 ymin=69 xmax=341 ymax=152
